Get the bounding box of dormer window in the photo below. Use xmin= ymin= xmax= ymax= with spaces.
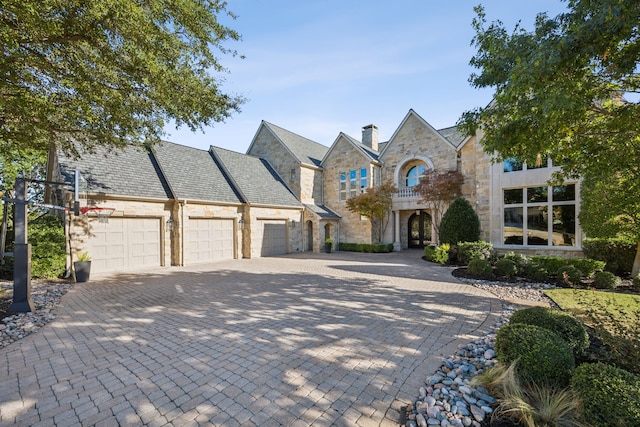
xmin=406 ymin=164 xmax=426 ymax=187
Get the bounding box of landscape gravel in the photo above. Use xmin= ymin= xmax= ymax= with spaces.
xmin=403 ymin=278 xmax=556 ymax=427
xmin=0 ymin=280 xmax=73 ymax=348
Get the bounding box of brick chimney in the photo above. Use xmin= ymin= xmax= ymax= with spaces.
xmin=362 ymin=124 xmax=379 ymax=151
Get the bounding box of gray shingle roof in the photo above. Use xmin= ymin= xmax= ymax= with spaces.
xmin=304 ymin=204 xmax=341 ymax=219
xmin=438 ymin=126 xmax=468 ymax=148
xmin=211 ymin=147 xmax=301 ymax=208
xmin=342 ymin=133 xmax=380 ymax=161
xmin=263 ymin=122 xmax=329 ymax=167
xmin=57 ymin=145 xmax=172 ymax=199
xmin=152 ymin=141 xmax=242 ymax=204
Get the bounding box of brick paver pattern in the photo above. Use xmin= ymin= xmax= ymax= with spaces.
xmin=0 ymin=251 xmax=500 ymax=426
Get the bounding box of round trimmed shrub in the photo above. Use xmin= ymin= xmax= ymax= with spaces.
xmin=524 ymin=263 xmax=548 ymax=282
xmin=509 ymin=307 xmax=589 ymax=359
xmin=592 ymin=271 xmax=621 ymax=289
xmin=501 ymin=252 xmax=528 ymax=274
xmin=467 ymin=258 xmax=493 ymax=277
xmin=556 ymin=265 xmax=582 ymax=287
xmin=571 ymin=362 xmax=640 ymax=426
xmin=495 ymin=323 xmax=575 ymax=387
xmin=495 ymin=258 xmax=518 ymax=277
xmin=439 ymin=197 xmax=481 ymax=245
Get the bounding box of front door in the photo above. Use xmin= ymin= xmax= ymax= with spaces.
xmin=408 ymin=212 xmax=432 ymax=248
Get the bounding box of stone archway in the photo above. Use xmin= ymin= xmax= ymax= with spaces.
xmin=408 ymin=211 xmax=432 ymax=248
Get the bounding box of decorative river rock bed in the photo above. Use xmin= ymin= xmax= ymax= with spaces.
xmin=403 ymin=279 xmax=555 ymax=427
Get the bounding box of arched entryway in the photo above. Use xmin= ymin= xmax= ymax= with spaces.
xmin=306 ymin=220 xmax=313 ymax=251
xmin=408 ymin=211 xmax=432 ymax=248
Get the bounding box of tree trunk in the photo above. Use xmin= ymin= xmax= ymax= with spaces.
xmin=633 ymin=240 xmax=640 ymax=278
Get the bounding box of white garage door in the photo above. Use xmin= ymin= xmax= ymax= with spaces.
xmin=254 ymin=219 xmax=287 ymax=257
xmin=186 ymin=218 xmax=234 ymax=264
xmin=86 ymin=217 xmax=161 ymax=274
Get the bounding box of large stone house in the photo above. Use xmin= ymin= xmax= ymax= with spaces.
xmin=47 ymin=109 xmax=582 ymax=275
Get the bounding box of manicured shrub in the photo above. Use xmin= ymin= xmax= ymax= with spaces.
xmin=424 ymin=245 xmax=437 ymax=262
xmin=509 ymin=307 xmax=589 ymax=359
xmin=583 ymin=237 xmax=636 ymax=276
xmin=571 ymin=362 xmax=640 ymax=427
xmin=531 ymin=256 xmax=568 ymax=275
xmin=467 ymin=258 xmax=493 ymax=278
xmin=592 ymin=271 xmax=621 ymax=289
xmin=569 ymin=258 xmax=605 ymax=278
xmin=556 ymin=265 xmax=583 ymax=287
xmin=433 ymin=243 xmax=450 ymax=265
xmin=457 ymin=241 xmax=493 ymax=265
xmin=523 ymin=263 xmax=549 ymax=282
xmin=495 ymin=258 xmax=517 ymax=277
xmin=501 ymin=251 xmax=528 ymax=274
xmin=496 ymin=323 xmax=575 ymax=387
xmin=338 ymin=243 xmax=393 ymax=253
xmin=439 ymin=197 xmax=481 ymax=245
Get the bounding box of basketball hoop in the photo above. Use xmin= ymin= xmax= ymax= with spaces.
xmin=80 ymin=207 xmax=115 ymax=223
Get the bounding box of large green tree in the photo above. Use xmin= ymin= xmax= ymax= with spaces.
xmin=1 ymin=0 xmax=244 ymax=156
xmin=459 ymin=0 xmax=640 ymax=276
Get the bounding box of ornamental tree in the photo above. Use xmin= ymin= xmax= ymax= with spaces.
xmin=459 ymin=1 xmax=640 ymax=276
xmin=345 ymin=181 xmax=396 ymax=244
xmin=1 ymin=0 xmax=244 ymax=156
xmin=414 ymin=169 xmax=464 ymax=240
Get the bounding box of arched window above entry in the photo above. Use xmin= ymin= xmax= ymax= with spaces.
xmin=406 ymin=164 xmax=427 ymax=187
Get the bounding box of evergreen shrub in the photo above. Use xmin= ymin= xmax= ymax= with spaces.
xmin=439 ymin=197 xmax=480 ymax=245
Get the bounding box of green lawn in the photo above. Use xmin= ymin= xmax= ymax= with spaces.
xmin=545 ymin=288 xmax=640 ymax=328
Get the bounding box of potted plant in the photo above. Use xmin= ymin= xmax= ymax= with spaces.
xmin=74 ymin=252 xmax=92 ymax=282
xmin=324 ymin=238 xmax=333 ymax=254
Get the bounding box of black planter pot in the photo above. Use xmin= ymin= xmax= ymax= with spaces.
xmin=325 ymin=242 xmax=332 ymax=253
xmin=74 ymin=261 xmax=92 ymax=282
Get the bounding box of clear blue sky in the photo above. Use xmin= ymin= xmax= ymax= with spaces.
xmin=164 ymin=0 xmax=568 ymax=152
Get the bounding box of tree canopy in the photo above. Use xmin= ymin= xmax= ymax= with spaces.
xmin=0 ymin=0 xmax=244 ymax=156
xmin=460 ymin=0 xmax=640 ymax=275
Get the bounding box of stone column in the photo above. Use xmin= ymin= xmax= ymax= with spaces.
xmin=393 ymin=210 xmax=402 ymax=251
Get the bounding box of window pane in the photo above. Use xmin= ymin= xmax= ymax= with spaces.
xmin=527 ymin=206 xmax=548 ymax=245
xmin=504 ymin=189 xmax=523 ymax=205
xmin=527 ymin=155 xmax=548 ymax=169
xmin=350 ymin=170 xmax=356 ymax=179
xmin=504 ymin=207 xmax=523 ymax=245
xmin=503 ymin=158 xmax=523 ymax=172
xmin=553 ymin=184 xmax=575 ymax=201
xmin=527 ymin=186 xmax=548 ymax=203
xmin=552 ymin=205 xmax=576 ymax=246
xmin=360 ymin=168 xmax=367 ymax=178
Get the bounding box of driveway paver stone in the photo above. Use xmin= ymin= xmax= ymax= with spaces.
xmin=0 ymin=250 xmax=500 ymax=426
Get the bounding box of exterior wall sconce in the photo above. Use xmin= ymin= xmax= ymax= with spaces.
xmin=238 ymin=218 xmax=245 ymax=230
xmin=166 ymin=218 xmax=174 ymax=232
xmin=289 ymin=220 xmax=296 ymax=228
xmin=415 ymin=210 xmax=421 ymax=216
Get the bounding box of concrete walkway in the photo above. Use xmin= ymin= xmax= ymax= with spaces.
xmin=0 ymin=250 xmax=500 ymax=427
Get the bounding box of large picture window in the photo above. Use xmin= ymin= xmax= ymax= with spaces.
xmin=503 ymin=184 xmax=576 ymax=247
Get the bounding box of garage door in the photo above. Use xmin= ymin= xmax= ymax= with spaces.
xmin=85 ymin=217 xmax=161 ymax=274
xmin=186 ymin=218 xmax=234 ymax=264
xmin=254 ymin=219 xmax=287 ymax=257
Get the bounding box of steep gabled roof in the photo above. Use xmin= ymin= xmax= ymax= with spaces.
xmin=249 ymin=121 xmax=329 ymax=167
xmin=57 ymin=145 xmax=172 ymax=200
xmin=379 ymin=109 xmax=458 ymax=158
xmin=152 ymin=141 xmax=243 ymax=204
xmin=437 ymin=125 xmax=470 ymax=149
xmin=210 ymin=146 xmax=302 ymax=208
xmin=321 ymin=132 xmax=380 ymax=166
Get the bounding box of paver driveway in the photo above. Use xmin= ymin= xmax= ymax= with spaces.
xmin=0 ymin=250 xmax=500 ymax=427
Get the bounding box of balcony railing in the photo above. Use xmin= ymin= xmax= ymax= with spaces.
xmin=396 ymin=186 xmax=419 ymax=199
